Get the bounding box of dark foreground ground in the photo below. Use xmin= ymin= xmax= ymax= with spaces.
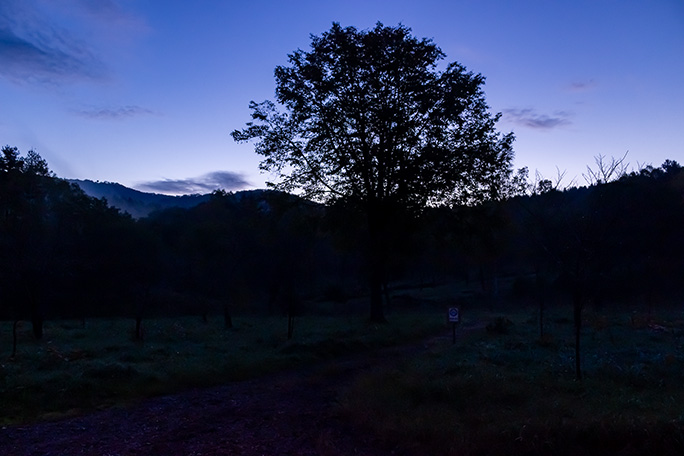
xmin=1 ymin=337 xmax=440 ymax=456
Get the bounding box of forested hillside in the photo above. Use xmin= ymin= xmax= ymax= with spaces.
xmin=2 ymin=145 xmax=683 ymax=341
xmin=70 ymin=179 xmax=210 ymax=218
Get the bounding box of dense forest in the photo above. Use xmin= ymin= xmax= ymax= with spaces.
xmin=2 ymin=144 xmax=683 ymax=342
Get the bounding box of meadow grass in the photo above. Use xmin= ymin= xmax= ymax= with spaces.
xmin=0 ymin=311 xmax=444 ymax=425
xmin=341 ymin=304 xmax=684 ymax=455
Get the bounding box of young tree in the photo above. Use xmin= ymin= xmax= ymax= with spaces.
xmin=582 ymin=152 xmax=629 ymax=186
xmin=232 ymin=23 xmax=517 ymax=322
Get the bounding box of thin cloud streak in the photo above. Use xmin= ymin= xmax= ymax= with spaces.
xmin=503 ymin=108 xmax=572 ymax=130
xmin=138 ymin=171 xmax=251 ymax=195
xmin=0 ymin=1 xmax=107 ymax=85
xmin=0 ymin=27 xmax=106 ymax=84
xmin=75 ymin=105 xmax=158 ymax=120
xmin=74 ymin=0 xmax=144 ymax=26
xmin=568 ymin=79 xmax=597 ymax=92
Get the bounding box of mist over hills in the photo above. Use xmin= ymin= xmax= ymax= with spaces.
xmin=70 ymin=179 xmax=212 ymax=218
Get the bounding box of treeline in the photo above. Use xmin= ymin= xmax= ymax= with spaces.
xmin=507 ymin=160 xmax=684 ymax=306
xmin=2 ymin=145 xmax=683 ymax=340
xmin=0 ymin=146 xmax=149 ymax=337
xmin=0 ymin=146 xmax=395 ymax=334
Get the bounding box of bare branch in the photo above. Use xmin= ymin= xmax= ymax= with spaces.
xmin=529 ymin=167 xmax=575 ymax=195
xmin=582 ymin=152 xmax=629 ymax=186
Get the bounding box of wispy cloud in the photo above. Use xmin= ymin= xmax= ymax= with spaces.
xmin=568 ymin=79 xmax=597 ymax=92
xmin=137 ymin=172 xmax=251 ymax=195
xmin=0 ymin=25 xmax=106 ymax=84
xmin=503 ymin=108 xmax=572 ymax=130
xmin=74 ymin=105 xmax=157 ymax=120
xmin=73 ymin=0 xmax=143 ymax=25
xmin=0 ymin=0 xmax=107 ymax=85
xmin=0 ymin=0 xmax=147 ymax=86
xmin=68 ymin=0 xmax=150 ymax=40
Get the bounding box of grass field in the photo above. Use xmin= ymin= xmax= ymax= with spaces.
xmin=4 ymin=287 xmax=684 ymax=455
xmin=341 ymin=304 xmax=684 ymax=455
xmin=0 ymin=311 xmax=444 ymax=425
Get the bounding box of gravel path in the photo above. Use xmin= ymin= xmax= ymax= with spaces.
xmin=1 ymin=337 xmax=450 ymax=456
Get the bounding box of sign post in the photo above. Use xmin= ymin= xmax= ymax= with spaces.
xmin=448 ymin=307 xmax=459 ymax=344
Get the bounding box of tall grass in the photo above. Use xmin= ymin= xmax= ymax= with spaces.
xmin=341 ymin=306 xmax=684 ymax=455
xmin=1 ymin=312 xmax=443 ymax=425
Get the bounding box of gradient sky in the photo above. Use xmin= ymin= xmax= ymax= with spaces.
xmin=1 ymin=0 xmax=683 ymax=195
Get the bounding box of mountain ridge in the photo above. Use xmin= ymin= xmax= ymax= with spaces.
xmin=69 ymin=179 xmax=212 ymax=218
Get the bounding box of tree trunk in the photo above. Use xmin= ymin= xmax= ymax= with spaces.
xmin=223 ymin=303 xmax=233 ymax=329
xmin=369 ymin=270 xmax=386 ymax=323
xmin=135 ymin=316 xmax=144 ymax=342
xmin=382 ymin=281 xmax=392 ymax=309
xmin=536 ymin=270 xmax=546 ymax=339
xmin=539 ymin=296 xmax=545 ymax=339
xmin=287 ymin=314 xmax=295 ymax=340
xmin=367 ymin=203 xmax=388 ymax=324
xmin=12 ymin=320 xmax=20 ymax=358
xmin=286 ymin=285 xmax=297 ymax=339
xmin=573 ymin=288 xmax=583 ymax=381
xmin=479 ymin=265 xmax=487 ymax=294
xmin=31 ymin=315 xmax=43 ymax=340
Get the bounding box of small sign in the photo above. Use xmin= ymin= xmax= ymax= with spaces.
xmin=448 ymin=307 xmax=459 ymax=323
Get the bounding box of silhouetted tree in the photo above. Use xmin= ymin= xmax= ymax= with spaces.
xmin=0 ymin=146 xmax=52 ymax=338
xmin=515 ymin=193 xmax=560 ymax=340
xmin=582 ymin=152 xmax=629 ymax=186
xmin=233 ymin=23 xmax=517 ymax=322
xmin=1 ymin=145 xmax=147 ymax=339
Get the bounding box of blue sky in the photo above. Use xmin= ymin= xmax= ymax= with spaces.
xmin=1 ymin=0 xmax=683 ymax=194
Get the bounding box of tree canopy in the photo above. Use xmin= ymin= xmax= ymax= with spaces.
xmin=232 ymin=22 xmax=517 ymax=209
xmin=232 ymin=23 xmax=518 ymax=321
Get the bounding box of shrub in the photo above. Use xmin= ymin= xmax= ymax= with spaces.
xmin=486 ymin=316 xmax=514 ymax=334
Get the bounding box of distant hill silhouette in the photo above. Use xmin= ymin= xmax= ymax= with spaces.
xmin=70 ymin=180 xmax=211 ymax=218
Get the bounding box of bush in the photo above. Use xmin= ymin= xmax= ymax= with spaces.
xmin=486 ymin=316 xmax=514 ymax=334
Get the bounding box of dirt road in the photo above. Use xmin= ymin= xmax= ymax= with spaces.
xmin=2 ymin=336 xmax=447 ymax=455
